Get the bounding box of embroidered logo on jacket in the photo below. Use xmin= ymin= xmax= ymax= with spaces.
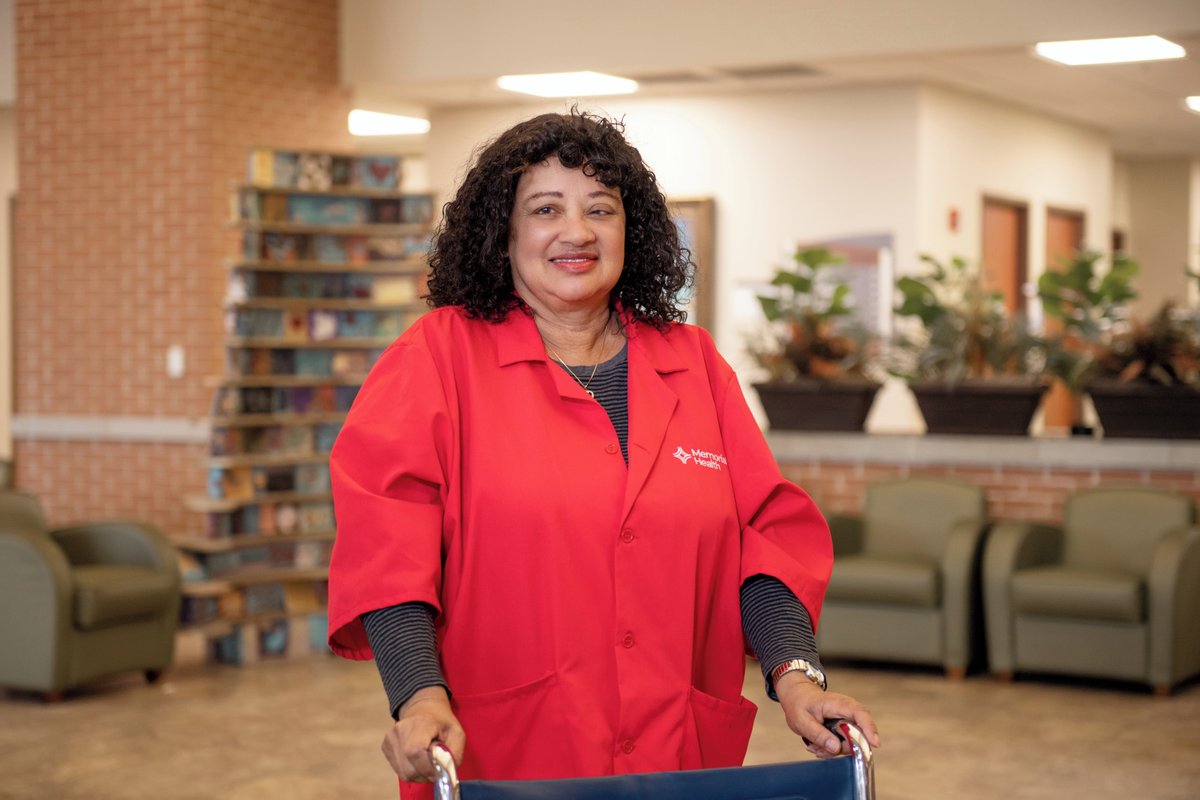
xmin=672 ymin=445 xmax=727 ymax=471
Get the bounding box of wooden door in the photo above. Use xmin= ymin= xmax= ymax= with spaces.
xmin=982 ymin=198 xmax=1027 ymax=315
xmin=1043 ymin=208 xmax=1086 ymax=432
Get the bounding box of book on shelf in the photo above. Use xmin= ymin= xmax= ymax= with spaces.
xmin=308 ymin=309 xmax=339 ymax=341
xmin=245 ymin=583 xmax=287 ymax=615
xmin=260 ymin=618 xmax=290 ymax=657
xmin=284 ymin=582 xmax=324 ymax=615
xmin=210 ymin=427 xmax=240 ymax=457
xmin=283 ymin=310 xmax=309 ymax=341
xmin=287 ymin=386 xmax=316 ymax=413
xmin=298 ymin=502 xmax=334 ymax=532
xmin=312 ymin=235 xmax=347 ymax=264
xmin=297 ymin=152 xmax=333 ymax=191
xmin=330 ymin=156 xmax=353 ymax=187
xmin=240 ymin=386 xmax=283 ymax=414
xmin=373 ymin=274 xmax=418 ymax=304
xmin=258 ymin=503 xmax=276 ymax=535
xmin=289 ymin=195 xmax=369 ymax=226
xmin=335 ymin=384 xmax=360 ymax=411
xmin=355 ymin=155 xmax=400 ymax=190
xmin=274 ymin=502 xmax=300 ymax=533
xmin=294 ymin=463 xmax=331 ymax=494
xmin=335 ymin=310 xmax=373 ymax=338
xmin=283 ymin=425 xmax=315 ymax=454
xmin=293 ymin=540 xmax=324 ymax=570
xmin=365 ymin=235 xmax=407 ymax=261
xmin=218 ymin=590 xmax=245 ymax=621
xmin=313 ymin=423 xmax=340 ymax=454
xmin=402 ymin=195 xmax=434 ymax=225
xmin=235 ymin=308 xmax=285 ymax=338
xmin=243 ymin=426 xmax=287 ymax=455
xmin=263 ymin=232 xmax=303 ymax=263
xmin=369 ymin=198 xmax=402 ymax=224
xmin=226 ymin=272 xmax=248 ymax=303
xmin=181 ymin=595 xmax=222 ymax=626
xmin=256 ymin=464 xmax=299 ymax=494
xmin=248 ymin=149 xmax=403 ymax=193
xmin=330 ymin=350 xmax=373 ymax=377
xmin=293 ymin=349 xmax=332 ymax=376
xmin=208 ymin=466 xmax=256 ymax=502
xmin=280 ymin=272 xmax=325 ymax=298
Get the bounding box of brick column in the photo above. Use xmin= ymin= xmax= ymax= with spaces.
xmin=14 ymin=0 xmax=353 ymax=531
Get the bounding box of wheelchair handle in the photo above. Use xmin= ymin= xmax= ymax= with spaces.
xmin=431 ymin=742 xmax=459 ymax=800
xmin=825 ymin=718 xmax=875 ymax=800
xmin=430 ymin=719 xmax=874 ymax=800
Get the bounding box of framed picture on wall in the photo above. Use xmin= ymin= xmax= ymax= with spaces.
xmin=668 ymin=197 xmax=716 ymax=333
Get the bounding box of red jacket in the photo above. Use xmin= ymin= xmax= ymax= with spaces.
xmin=327 ymin=306 xmax=832 ymax=798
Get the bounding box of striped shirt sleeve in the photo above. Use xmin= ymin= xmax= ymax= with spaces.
xmin=740 ymin=574 xmax=825 ymax=700
xmin=361 ymin=603 xmax=447 ymax=719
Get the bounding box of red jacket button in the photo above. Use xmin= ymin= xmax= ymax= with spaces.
xmin=605 ymin=443 xmax=619 ymax=454
xmin=620 ymin=529 xmax=634 ymax=543
xmin=622 ymin=633 xmax=635 ymax=648
xmin=621 ymin=739 xmax=635 ymax=754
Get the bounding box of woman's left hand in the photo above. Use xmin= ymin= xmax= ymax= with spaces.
xmin=774 ymin=672 xmax=881 ymax=758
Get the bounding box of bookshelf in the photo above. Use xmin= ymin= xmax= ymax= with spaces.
xmin=177 ymin=148 xmax=433 ymax=664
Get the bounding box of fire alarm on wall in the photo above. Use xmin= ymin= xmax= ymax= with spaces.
xmin=948 ymin=208 xmax=960 ymax=232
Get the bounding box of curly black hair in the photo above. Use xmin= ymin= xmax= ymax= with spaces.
xmin=425 ymin=109 xmax=693 ymax=329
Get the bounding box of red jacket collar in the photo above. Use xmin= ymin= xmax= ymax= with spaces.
xmin=492 ymin=305 xmax=688 ymax=376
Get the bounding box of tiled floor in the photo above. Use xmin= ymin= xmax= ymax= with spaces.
xmin=1 ymin=656 xmax=1198 ymax=799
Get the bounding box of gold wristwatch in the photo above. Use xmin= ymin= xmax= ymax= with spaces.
xmin=770 ymin=658 xmax=827 ymax=691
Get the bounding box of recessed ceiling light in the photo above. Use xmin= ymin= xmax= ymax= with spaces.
xmin=348 ymin=109 xmax=431 ymax=136
xmin=1034 ymin=35 xmax=1185 ymax=66
xmin=1186 ymin=96 xmax=1200 ymax=114
xmin=497 ymin=71 xmax=638 ymax=98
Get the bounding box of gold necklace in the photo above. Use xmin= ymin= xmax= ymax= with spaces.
xmin=546 ymin=342 xmax=602 ymax=398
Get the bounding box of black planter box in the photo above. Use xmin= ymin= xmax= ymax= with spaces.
xmin=754 ymin=381 xmax=880 ymax=432
xmin=910 ymin=382 xmax=1047 ymax=436
xmin=1087 ymin=382 xmax=1200 ymax=440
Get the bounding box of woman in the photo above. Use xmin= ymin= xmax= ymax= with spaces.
xmin=327 ymin=110 xmax=879 ymax=798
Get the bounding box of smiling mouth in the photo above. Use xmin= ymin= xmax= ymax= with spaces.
xmin=550 ymin=254 xmax=597 ymax=271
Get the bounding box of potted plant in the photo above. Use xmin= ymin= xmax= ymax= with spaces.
xmin=1036 ymin=250 xmax=1159 ymax=437
xmin=1055 ymin=265 xmax=1200 ymax=439
xmin=889 ymin=254 xmax=1048 ymax=435
xmin=749 ymin=246 xmax=881 ymax=431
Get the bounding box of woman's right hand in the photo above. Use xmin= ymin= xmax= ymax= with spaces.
xmin=381 ymin=685 xmax=466 ymax=782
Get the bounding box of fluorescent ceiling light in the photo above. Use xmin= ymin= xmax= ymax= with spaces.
xmin=1034 ymin=35 xmax=1185 ymax=66
xmin=1187 ymin=96 xmax=1200 ymax=114
xmin=497 ymin=71 xmax=638 ymax=98
xmin=348 ymin=109 xmax=431 ymax=136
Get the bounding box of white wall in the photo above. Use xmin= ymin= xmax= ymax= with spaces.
xmin=916 ymin=84 xmax=1113 ymax=281
xmin=1112 ymin=158 xmax=1133 ymax=248
xmin=1126 ymin=159 xmax=1194 ymax=318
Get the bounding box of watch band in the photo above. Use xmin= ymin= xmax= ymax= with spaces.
xmin=770 ymin=658 xmax=827 ymax=691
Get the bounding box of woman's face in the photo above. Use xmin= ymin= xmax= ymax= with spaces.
xmin=508 ymin=159 xmax=625 ymax=318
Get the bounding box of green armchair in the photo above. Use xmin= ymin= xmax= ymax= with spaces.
xmin=0 ymin=490 xmax=181 ymax=700
xmin=983 ymin=487 xmax=1199 ymax=694
xmin=817 ymin=478 xmax=989 ymax=677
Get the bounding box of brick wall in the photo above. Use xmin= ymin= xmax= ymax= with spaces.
xmin=14 ymin=0 xmax=352 ymax=530
xmin=781 ymin=459 xmax=1200 ymax=524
